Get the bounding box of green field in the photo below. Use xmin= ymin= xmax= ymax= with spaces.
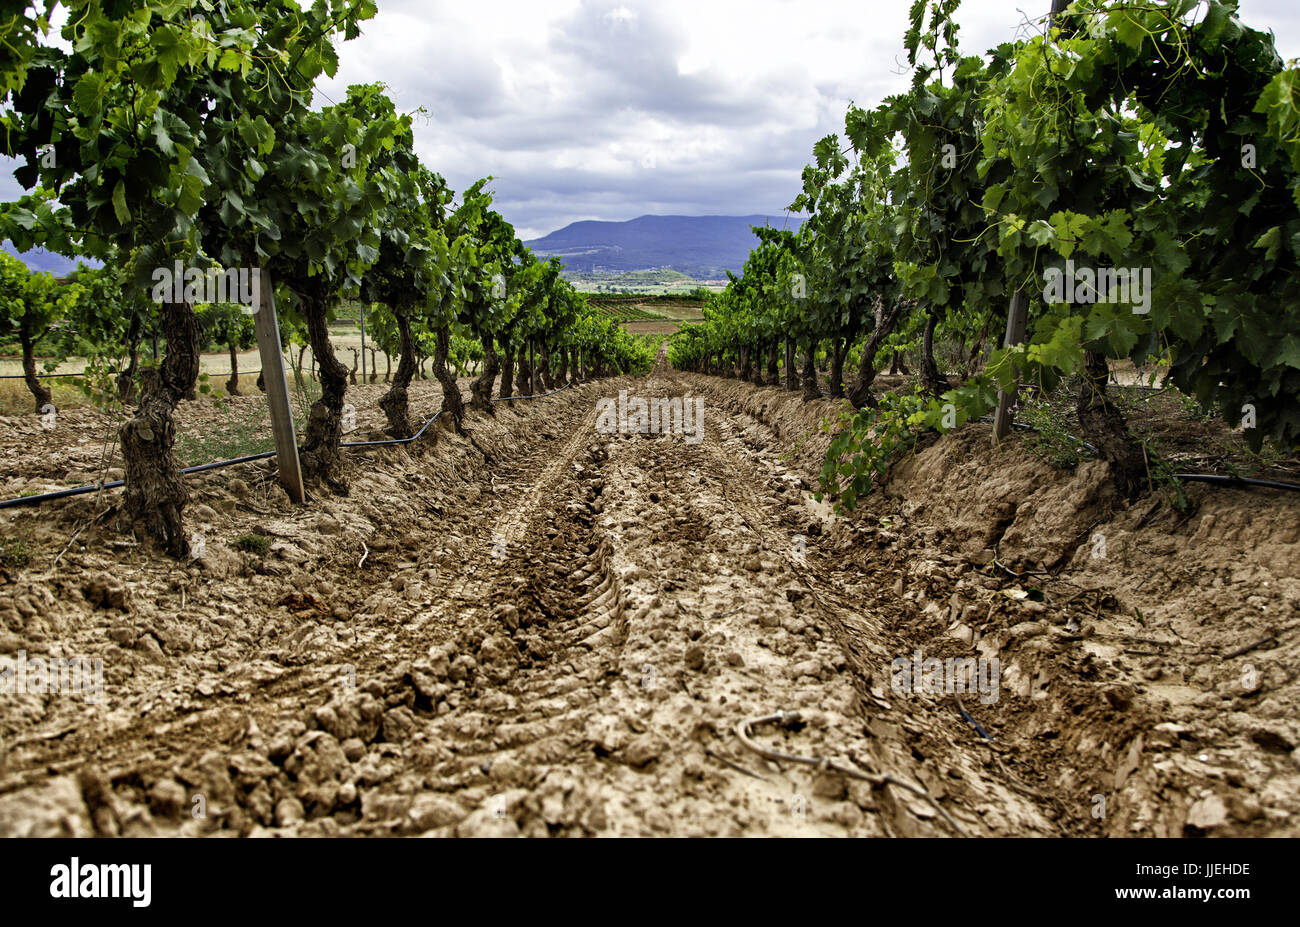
xmin=565 ymin=268 xmax=726 ymax=296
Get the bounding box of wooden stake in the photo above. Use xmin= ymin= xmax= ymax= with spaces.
xmin=993 ymin=287 xmax=1029 ymax=444
xmin=253 ymin=269 xmax=305 ymax=503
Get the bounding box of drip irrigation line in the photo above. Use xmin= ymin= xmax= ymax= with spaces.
xmin=1171 ymin=473 xmax=1300 ymax=492
xmin=0 ymin=380 xmax=581 ymax=509
xmin=975 ymin=417 xmax=1300 ymax=490
xmin=958 ymin=705 xmax=993 ymax=741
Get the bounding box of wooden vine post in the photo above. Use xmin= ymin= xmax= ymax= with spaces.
xmin=253 ymin=268 xmax=306 ymax=503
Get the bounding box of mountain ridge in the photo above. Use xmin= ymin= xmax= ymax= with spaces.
xmin=524 ymin=213 xmax=802 ymax=280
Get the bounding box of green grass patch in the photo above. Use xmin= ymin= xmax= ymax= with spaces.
xmin=0 ymin=536 xmax=33 ymax=568
xmin=234 ymin=533 xmax=272 ymax=556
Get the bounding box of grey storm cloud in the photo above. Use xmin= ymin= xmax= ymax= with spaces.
xmin=4 ymin=0 xmax=1300 ymax=242
xmin=546 ymin=1 xmax=775 ymax=125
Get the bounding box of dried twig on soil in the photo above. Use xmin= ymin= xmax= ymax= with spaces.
xmin=992 ymin=558 xmax=1051 ymax=579
xmin=1223 ymin=636 xmax=1277 ymax=660
xmin=52 ymin=507 xmax=113 ymax=567
xmin=735 ymin=710 xmax=967 ymax=837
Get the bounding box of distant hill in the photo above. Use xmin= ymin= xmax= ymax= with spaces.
xmin=524 ymin=214 xmax=802 ymax=280
xmin=1 ymin=240 xmax=99 ymax=276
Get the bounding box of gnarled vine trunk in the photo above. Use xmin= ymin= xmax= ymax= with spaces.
xmin=783 ymin=338 xmax=799 ymax=391
xmin=19 ymin=329 xmax=53 ymax=413
xmin=434 ymin=325 xmax=465 ymax=431
xmin=499 ymin=339 xmax=516 ymax=400
xmin=378 ymin=309 xmax=417 ymax=438
xmin=517 ymin=339 xmax=533 ymax=396
xmin=470 ymin=331 xmax=498 ymax=414
xmin=120 ymin=300 xmax=201 ymax=558
xmin=298 ymin=294 xmax=350 ymax=494
xmin=766 ymin=339 xmax=779 ymax=385
xmin=226 ymin=342 xmax=240 ymax=396
xmin=801 ymin=341 xmax=819 ymax=401
xmin=828 ymin=336 xmax=846 ymax=398
xmin=919 ymin=307 xmax=947 ymax=397
xmin=557 ymin=345 xmax=570 ymax=386
xmin=538 ymin=339 xmax=555 ymax=391
xmin=1077 ymin=350 xmax=1148 ymax=500
xmin=848 ymin=299 xmax=905 ymax=409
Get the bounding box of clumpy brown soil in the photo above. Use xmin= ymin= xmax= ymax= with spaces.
xmin=0 ymin=356 xmax=1295 ymax=837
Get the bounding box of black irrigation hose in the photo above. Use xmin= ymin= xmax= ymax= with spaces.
xmin=973 ymin=417 xmax=1300 ymax=493
xmin=0 ymin=380 xmax=581 ymax=509
xmin=1171 ymin=473 xmax=1300 ymax=492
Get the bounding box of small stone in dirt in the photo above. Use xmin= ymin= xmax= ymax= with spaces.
xmin=0 ymin=776 xmax=93 ymax=838
xmin=791 ymin=659 xmax=823 ymax=680
xmin=624 ymin=732 xmax=669 ymax=768
xmin=456 ymin=808 xmax=520 ymax=838
xmin=1228 ymin=795 xmax=1262 ymax=823
xmin=684 ymin=645 xmax=706 ymax=672
xmin=148 ymin=779 xmax=187 ymax=817
xmin=744 ymin=556 xmax=763 ymax=572
xmin=813 ymin=771 xmax=847 ymax=800
xmin=274 ymin=797 xmax=305 ymax=827
xmin=493 ymin=604 xmax=520 ymax=632
xmin=316 ymin=515 xmax=343 ymax=535
xmin=407 ymin=794 xmax=467 ymax=832
xmin=723 ymin=651 xmax=745 ymax=667
xmin=382 ymin=707 xmax=420 ymax=742
xmin=341 ymin=738 xmax=366 ymax=763
xmin=1185 ymin=794 xmax=1228 ymax=831
xmin=82 ymin=574 xmax=129 ymax=611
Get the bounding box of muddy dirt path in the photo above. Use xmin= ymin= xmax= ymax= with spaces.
xmin=0 ymin=355 xmax=1194 ymax=837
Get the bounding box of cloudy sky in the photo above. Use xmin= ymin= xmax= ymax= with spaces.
xmin=6 ymin=0 xmax=1300 ymax=241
